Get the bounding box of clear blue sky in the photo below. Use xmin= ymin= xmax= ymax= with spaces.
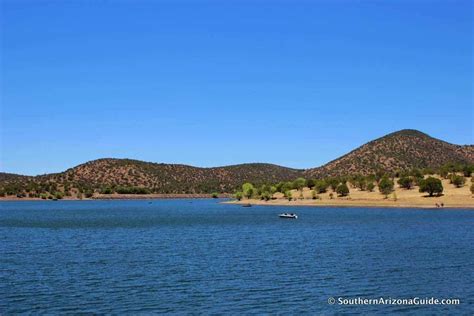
xmin=1 ymin=0 xmax=472 ymax=175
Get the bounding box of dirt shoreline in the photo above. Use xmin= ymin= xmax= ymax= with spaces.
xmin=224 ymin=199 xmax=474 ymax=209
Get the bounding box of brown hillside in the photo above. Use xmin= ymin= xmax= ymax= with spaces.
xmin=305 ymin=129 xmax=474 ymax=178
xmin=31 ymin=159 xmax=303 ymax=194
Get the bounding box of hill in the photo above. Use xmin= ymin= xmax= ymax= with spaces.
xmin=305 ymin=129 xmax=474 ymax=178
xmin=1 ymin=129 xmax=473 ymax=198
xmin=0 ymin=159 xmax=303 ymax=196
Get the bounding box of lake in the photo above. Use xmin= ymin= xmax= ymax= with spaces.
xmin=1 ymin=199 xmax=473 ymax=314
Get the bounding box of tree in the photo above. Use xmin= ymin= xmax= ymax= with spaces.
xmin=398 ymin=176 xmax=414 ymax=190
xmin=293 ymin=178 xmax=306 ymax=191
xmin=284 ymin=190 xmax=292 ymax=201
xmin=261 ymin=192 xmax=271 ymax=201
xmin=281 ymin=182 xmax=293 ymax=193
xmin=419 ymin=177 xmax=443 ymax=197
xmin=311 ymin=190 xmax=319 ymax=200
xmin=54 ymin=192 xmax=64 ymax=200
xmin=378 ymin=176 xmax=394 ymax=197
xmin=326 ymin=178 xmax=340 ymax=192
xmin=336 ymin=183 xmax=349 ymax=197
xmin=235 ymin=191 xmax=243 ymax=201
xmin=356 ymin=177 xmax=367 ymax=191
xmin=306 ymin=179 xmax=315 ymax=189
xmin=314 ymin=180 xmax=328 ymax=193
xmin=451 ymin=175 xmax=466 ymax=188
xmin=242 ymin=183 xmax=254 ymax=199
xmin=366 ymin=182 xmax=375 ymax=192
xmin=211 ymin=192 xmax=219 ymax=198
xmin=84 ymin=189 xmax=94 ymax=198
xmin=462 ymin=165 xmax=473 ymax=177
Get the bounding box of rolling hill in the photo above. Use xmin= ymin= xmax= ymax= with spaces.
xmin=0 ymin=129 xmax=472 ymax=196
xmin=304 ymin=129 xmax=474 ymax=178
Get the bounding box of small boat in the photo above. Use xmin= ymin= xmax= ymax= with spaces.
xmin=242 ymin=203 xmax=252 ymax=207
xmin=279 ymin=213 xmax=298 ymax=219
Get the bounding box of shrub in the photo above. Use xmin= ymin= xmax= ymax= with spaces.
xmin=314 ymin=180 xmax=328 ymax=193
xmin=293 ymin=178 xmax=306 ymax=191
xmin=115 ymin=186 xmax=150 ymax=194
xmin=235 ymin=191 xmax=243 ymax=201
xmin=54 ymin=192 xmax=64 ymax=199
xmin=336 ymin=183 xmax=349 ymax=197
xmin=398 ymin=176 xmax=414 ymax=189
xmin=211 ymin=192 xmax=219 ymax=198
xmin=327 ymin=178 xmax=340 ymax=192
xmin=100 ymin=186 xmax=114 ymax=194
xmin=366 ymin=182 xmax=375 ymax=192
xmin=419 ymin=177 xmax=443 ymax=197
xmin=242 ymin=183 xmax=254 ymax=199
xmin=378 ymin=176 xmax=394 ymax=197
xmin=84 ymin=190 xmax=94 ymax=198
xmin=451 ymin=175 xmax=466 ymax=188
xmin=284 ymin=190 xmax=292 ymax=201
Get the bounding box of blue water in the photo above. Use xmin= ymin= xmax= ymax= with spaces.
xmin=1 ymin=200 xmax=473 ymax=314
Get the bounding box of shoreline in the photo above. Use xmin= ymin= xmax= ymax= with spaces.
xmin=225 ymin=198 xmax=474 ymax=209
xmin=0 ymin=193 xmax=231 ymax=201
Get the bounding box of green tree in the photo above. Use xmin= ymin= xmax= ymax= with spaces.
xmin=336 ymin=183 xmax=349 ymax=197
xmin=261 ymin=192 xmax=271 ymax=201
xmin=293 ymin=178 xmax=306 ymax=191
xmin=462 ymin=165 xmax=473 ymax=177
xmin=284 ymin=190 xmax=292 ymax=201
xmin=84 ymin=189 xmax=94 ymax=198
xmin=398 ymin=176 xmax=414 ymax=190
xmin=314 ymin=180 xmax=328 ymax=193
xmin=235 ymin=191 xmax=243 ymax=201
xmin=54 ymin=192 xmax=64 ymax=200
xmin=242 ymin=183 xmax=254 ymax=199
xmin=451 ymin=175 xmax=466 ymax=188
xmin=100 ymin=186 xmax=114 ymax=194
xmin=306 ymin=179 xmax=315 ymax=189
xmin=281 ymin=182 xmax=293 ymax=193
xmin=356 ymin=177 xmax=367 ymax=191
xmin=366 ymin=182 xmax=375 ymax=192
xmin=326 ymin=178 xmax=340 ymax=192
xmin=211 ymin=192 xmax=219 ymax=198
xmin=419 ymin=177 xmax=443 ymax=197
xmin=378 ymin=176 xmax=394 ymax=197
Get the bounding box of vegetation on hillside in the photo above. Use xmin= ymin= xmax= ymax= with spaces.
xmin=233 ymin=163 xmax=473 ymax=201
xmin=305 ymin=129 xmax=473 ymax=178
xmin=1 ymin=129 xmax=472 ymax=199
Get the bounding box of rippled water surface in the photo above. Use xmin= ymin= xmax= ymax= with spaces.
xmin=1 ymin=200 xmax=473 ymax=314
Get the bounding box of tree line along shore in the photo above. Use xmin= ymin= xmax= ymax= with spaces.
xmin=230 ymin=165 xmax=474 ymax=208
xmin=1 ymin=163 xmax=473 ymax=205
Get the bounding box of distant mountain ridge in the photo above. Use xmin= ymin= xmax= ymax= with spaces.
xmin=1 ymin=129 xmax=473 ymax=195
